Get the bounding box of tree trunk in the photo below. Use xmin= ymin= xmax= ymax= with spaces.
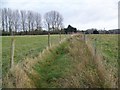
xmin=29 ymin=23 xmax=30 ymax=32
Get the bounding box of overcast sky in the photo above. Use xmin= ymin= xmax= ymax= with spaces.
xmin=1 ymin=0 xmax=119 ymax=30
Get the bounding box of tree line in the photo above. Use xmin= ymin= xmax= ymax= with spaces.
xmin=79 ymin=28 xmax=120 ymax=34
xmin=0 ymin=8 xmax=64 ymax=35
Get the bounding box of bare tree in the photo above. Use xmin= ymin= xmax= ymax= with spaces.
xmin=7 ymin=8 xmax=14 ymax=35
xmin=20 ymin=10 xmax=26 ymax=32
xmin=55 ymin=12 xmax=63 ymax=30
xmin=31 ymin=12 xmax=35 ymax=31
xmin=45 ymin=11 xmax=63 ymax=31
xmin=4 ymin=8 xmax=8 ymax=32
xmin=35 ymin=12 xmax=41 ymax=30
xmin=27 ymin=11 xmax=32 ymax=32
xmin=1 ymin=9 xmax=5 ymax=32
xmin=13 ymin=10 xmax=20 ymax=32
xmin=54 ymin=12 xmax=63 ymax=41
xmin=44 ymin=12 xmax=51 ymax=47
xmin=44 ymin=10 xmax=63 ymax=46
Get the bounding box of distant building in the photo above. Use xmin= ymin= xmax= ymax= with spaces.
xmin=85 ymin=28 xmax=97 ymax=34
xmin=108 ymin=29 xmax=120 ymax=34
xmin=84 ymin=29 xmax=119 ymax=34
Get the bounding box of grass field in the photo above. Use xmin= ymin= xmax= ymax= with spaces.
xmin=2 ymin=35 xmax=67 ymax=75
xmin=87 ymin=34 xmax=118 ymax=62
xmin=2 ymin=34 xmax=119 ymax=88
xmin=86 ymin=34 xmax=118 ymax=87
xmin=87 ymin=34 xmax=118 ymax=76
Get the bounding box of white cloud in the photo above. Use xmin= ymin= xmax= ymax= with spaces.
xmin=1 ymin=0 xmax=119 ymax=30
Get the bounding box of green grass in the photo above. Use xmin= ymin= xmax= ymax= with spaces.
xmin=2 ymin=35 xmax=67 ymax=75
xmin=87 ymin=34 xmax=118 ymax=68
xmin=32 ymin=34 xmax=118 ymax=88
xmin=33 ymin=41 xmax=73 ymax=87
xmin=2 ymin=34 xmax=118 ymax=88
xmin=86 ymin=34 xmax=118 ymax=85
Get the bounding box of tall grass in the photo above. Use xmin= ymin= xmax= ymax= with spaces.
xmin=2 ymin=35 xmax=66 ymax=76
xmin=85 ymin=34 xmax=118 ymax=88
xmin=2 ymin=34 xmax=118 ymax=88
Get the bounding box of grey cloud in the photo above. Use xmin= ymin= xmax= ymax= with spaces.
xmin=1 ymin=0 xmax=118 ymax=30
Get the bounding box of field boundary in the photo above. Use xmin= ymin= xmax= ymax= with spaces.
xmin=84 ymin=34 xmax=118 ymax=88
xmin=2 ymin=35 xmax=70 ymax=88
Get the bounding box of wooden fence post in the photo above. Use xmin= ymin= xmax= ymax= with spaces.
xmin=48 ymin=32 xmax=50 ymax=47
xmin=10 ymin=36 xmax=15 ymax=68
xmin=60 ymin=31 xmax=61 ymax=42
xmin=47 ymin=24 xmax=51 ymax=47
xmin=83 ymin=32 xmax=86 ymax=43
xmin=94 ymin=38 xmax=97 ymax=57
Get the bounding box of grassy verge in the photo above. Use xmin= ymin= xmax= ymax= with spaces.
xmin=86 ymin=34 xmax=118 ymax=66
xmin=86 ymin=34 xmax=118 ymax=87
xmin=33 ymin=41 xmax=73 ymax=88
xmin=31 ymin=34 xmax=117 ymax=88
xmin=2 ymin=37 xmax=74 ymax=88
xmin=2 ymin=35 xmax=66 ymax=75
xmin=2 ymin=34 xmax=118 ymax=88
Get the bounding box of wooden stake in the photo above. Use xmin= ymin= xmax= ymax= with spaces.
xmin=10 ymin=36 xmax=15 ymax=68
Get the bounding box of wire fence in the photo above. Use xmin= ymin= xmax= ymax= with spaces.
xmin=2 ymin=34 xmax=70 ymax=75
xmin=2 ymin=33 xmax=118 ymax=88
xmin=83 ymin=34 xmax=118 ymax=87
